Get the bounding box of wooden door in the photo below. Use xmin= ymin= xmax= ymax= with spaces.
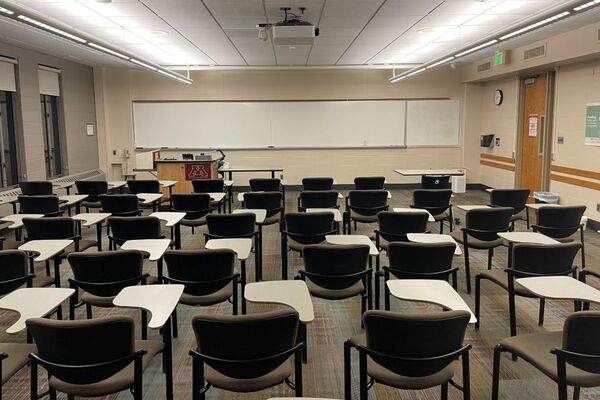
xmin=519 ymin=74 xmax=548 ymax=199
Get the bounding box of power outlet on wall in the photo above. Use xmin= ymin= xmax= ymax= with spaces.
xmin=495 ymin=138 xmax=501 ymax=146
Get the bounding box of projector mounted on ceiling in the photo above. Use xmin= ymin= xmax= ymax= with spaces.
xmin=257 ymin=7 xmax=319 ymax=45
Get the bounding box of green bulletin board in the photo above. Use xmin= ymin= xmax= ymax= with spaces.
xmin=585 ymin=103 xmax=600 ymax=146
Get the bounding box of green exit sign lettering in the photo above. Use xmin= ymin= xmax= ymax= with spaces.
xmin=494 ymin=51 xmax=507 ymax=65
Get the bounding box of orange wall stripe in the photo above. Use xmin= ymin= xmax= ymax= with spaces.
xmin=551 ymin=174 xmax=600 ymax=191
xmin=480 ymin=159 xmax=516 ymax=172
xmin=551 ymin=165 xmax=600 ymax=181
xmin=480 ymin=153 xmax=515 ymax=164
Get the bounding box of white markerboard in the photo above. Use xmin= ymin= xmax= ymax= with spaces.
xmin=132 ymin=99 xmax=459 ymax=149
xmin=406 ymin=100 xmax=460 ymax=146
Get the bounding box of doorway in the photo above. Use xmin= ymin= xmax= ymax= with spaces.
xmin=517 ymin=72 xmax=554 ymax=200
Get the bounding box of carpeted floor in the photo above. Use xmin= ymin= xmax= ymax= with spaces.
xmin=1 ymin=188 xmax=599 ymax=400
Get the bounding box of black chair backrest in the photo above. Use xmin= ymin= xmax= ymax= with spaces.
xmin=490 ymin=189 xmax=530 ymax=214
xmin=27 ymin=316 xmax=136 ymax=385
xmin=192 ymin=179 xmax=224 ymax=193
xmin=206 ymin=213 xmax=256 ymax=238
xmin=18 ymin=195 xmax=60 ymax=216
xmin=67 ymin=250 xmax=145 ymax=297
xmin=412 ymin=189 xmax=452 ymax=216
xmin=511 ymin=243 xmax=581 ymax=276
xmin=421 ymin=175 xmax=451 ymax=189
xmin=0 ymin=250 xmax=31 ymax=295
xmin=164 ymin=249 xmax=236 ymax=296
xmin=299 ymin=191 xmax=339 ymax=209
xmin=377 ymin=211 xmax=428 ymax=242
xmin=127 ymin=180 xmax=160 ymax=194
xmin=99 ymin=194 xmax=139 ymax=216
xmin=75 ymin=181 xmax=108 ymax=203
xmin=249 ymin=178 xmax=281 ymax=192
xmin=285 ymin=212 xmax=335 ymax=245
xmin=348 ymin=190 xmax=388 ymax=216
xmin=302 ymin=244 xmax=370 ymax=290
xmin=171 ymin=193 xmax=211 ymax=220
xmin=363 ymin=310 xmax=470 ymax=377
xmin=535 ymin=205 xmax=586 ymax=238
xmin=561 ymin=311 xmax=600 ymax=373
xmin=24 ymin=217 xmax=75 ymax=240
xmin=302 ymin=177 xmax=334 ymax=191
xmin=244 ymin=192 xmax=282 ymax=218
xmin=107 ymin=216 xmax=162 ymax=241
xmin=387 ymin=242 xmax=456 ymax=277
xmin=354 ymin=176 xmax=385 ymax=190
xmin=464 ymin=207 xmax=513 ymax=241
xmin=20 ymin=181 xmax=52 ymax=195
xmin=192 ymin=309 xmax=299 ymax=379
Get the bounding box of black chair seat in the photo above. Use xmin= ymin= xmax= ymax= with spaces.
xmin=0 ymin=343 xmax=37 ymax=384
xmin=179 ymin=282 xmax=233 ymax=307
xmin=48 ymin=339 xmax=164 ymax=397
xmin=499 ymin=331 xmax=600 ymax=387
xmin=350 ymin=210 xmax=379 ymax=223
xmin=81 ymin=277 xmax=158 ymax=307
xmin=288 ymin=237 xmax=325 ymax=252
xmin=306 ymin=278 xmax=364 ymax=300
xmin=81 ymin=200 xmax=102 ymax=209
xmin=181 ymin=217 xmax=207 ymax=227
xmin=478 ymin=269 xmax=535 ymax=297
xmin=368 ymin=357 xmax=456 ymax=390
xmin=433 ymin=212 xmax=449 ymax=222
xmin=204 ymin=360 xmax=292 ymax=393
xmin=258 ymin=214 xmax=281 ymax=226
xmin=33 ymin=274 xmax=55 ymax=288
xmin=450 ymin=231 xmax=503 ymax=249
xmin=61 ymin=240 xmax=97 ymax=257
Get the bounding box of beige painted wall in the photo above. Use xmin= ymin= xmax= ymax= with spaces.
xmin=550 ymin=60 xmax=600 ymax=221
xmin=0 ymin=41 xmax=98 ymax=181
xmin=95 ymin=67 xmax=475 ymax=185
xmin=462 ymin=19 xmax=600 ymax=221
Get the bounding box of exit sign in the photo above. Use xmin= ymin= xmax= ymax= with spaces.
xmin=494 ymin=51 xmax=507 ymax=65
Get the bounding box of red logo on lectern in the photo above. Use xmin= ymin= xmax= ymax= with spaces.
xmin=185 ymin=164 xmax=210 ymax=180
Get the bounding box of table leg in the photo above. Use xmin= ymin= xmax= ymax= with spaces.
xmin=175 ymin=223 xmax=181 ymax=249
xmin=53 ymin=256 xmax=61 ymax=288
xmin=168 ymin=187 xmax=173 ymax=208
xmin=241 ymin=260 xmax=247 ymax=314
xmin=158 ymin=258 xmax=164 ymax=283
xmin=299 ymin=323 xmax=308 ymax=363
xmin=75 ymin=202 xmax=81 ymax=215
xmin=15 ymin=228 xmax=21 ymax=242
xmin=162 ymin=317 xmax=174 ymax=400
xmin=11 ymin=203 xmax=17 ymax=214
xmin=96 ymin=223 xmax=103 ymax=251
xmin=257 ymin=226 xmax=263 ymax=282
xmin=228 ymin=186 xmax=233 ymax=213
xmin=66 ymin=187 xmax=71 ymax=195
xmin=271 ymin=170 xmax=275 ymax=178
xmin=228 ymin=171 xmax=233 ymax=181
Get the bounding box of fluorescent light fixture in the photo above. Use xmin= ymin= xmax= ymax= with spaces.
xmin=0 ymin=6 xmax=14 ymax=15
xmin=157 ymin=69 xmax=177 ymax=79
xmin=499 ymin=11 xmax=570 ymax=40
xmin=574 ymin=0 xmax=600 ymax=11
xmin=130 ymin=58 xmax=157 ymax=71
xmin=455 ymin=39 xmax=498 ymax=57
xmin=17 ymin=15 xmax=87 ymax=43
xmin=426 ymin=56 xmax=455 ymax=69
xmin=88 ymin=42 xmax=129 ymax=60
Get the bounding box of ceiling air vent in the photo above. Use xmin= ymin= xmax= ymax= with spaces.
xmin=477 ymin=61 xmax=491 ymax=72
xmin=524 ymin=44 xmax=546 ymax=61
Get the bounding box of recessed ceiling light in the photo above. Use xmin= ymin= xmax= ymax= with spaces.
xmin=147 ymin=30 xmax=168 ymax=37
xmin=288 ymin=46 xmax=296 ymax=50
xmin=416 ymin=28 xmax=436 ymax=35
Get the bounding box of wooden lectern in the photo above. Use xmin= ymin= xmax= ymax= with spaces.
xmin=156 ymin=160 xmax=219 ymax=194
